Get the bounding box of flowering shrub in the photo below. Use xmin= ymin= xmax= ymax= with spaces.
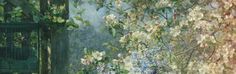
xmin=79 ymin=0 xmax=236 ymax=74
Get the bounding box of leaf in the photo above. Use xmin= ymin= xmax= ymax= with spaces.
xmin=15 ymin=12 xmax=22 ymax=17
xmin=112 ymin=28 xmax=116 ymax=37
xmin=65 ymin=19 xmax=79 ymax=28
xmin=0 ymin=6 xmax=3 ymax=12
xmin=171 ymin=0 xmax=179 ymax=2
xmin=33 ymin=15 xmax=40 ymax=23
xmin=7 ymin=0 xmax=39 ymax=17
xmin=57 ymin=17 xmax=65 ymax=23
xmin=15 ymin=7 xmax=21 ymax=11
xmin=74 ymin=16 xmax=83 ymax=21
xmin=83 ymin=20 xmax=90 ymax=26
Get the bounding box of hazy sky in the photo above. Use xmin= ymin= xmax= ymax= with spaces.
xmin=69 ymin=0 xmax=107 ymax=31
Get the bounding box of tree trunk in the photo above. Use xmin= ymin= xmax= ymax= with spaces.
xmin=40 ymin=0 xmax=50 ymax=74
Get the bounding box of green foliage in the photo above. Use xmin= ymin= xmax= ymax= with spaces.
xmin=9 ymin=7 xmax=23 ymax=22
xmin=74 ymin=16 xmax=90 ymax=26
xmin=0 ymin=0 xmax=79 ymax=29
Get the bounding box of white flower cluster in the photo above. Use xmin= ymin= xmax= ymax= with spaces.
xmin=193 ymin=20 xmax=213 ymax=30
xmin=132 ymin=31 xmax=150 ymax=40
xmin=170 ymin=26 xmax=181 ymax=37
xmin=122 ymin=56 xmax=133 ymax=71
xmin=196 ymin=34 xmax=216 ymax=46
xmin=81 ymin=55 xmax=94 ymax=65
xmin=115 ymin=0 xmax=122 ymax=8
xmin=119 ymin=35 xmax=127 ymax=43
xmin=155 ymin=0 xmax=173 ymax=8
xmin=81 ymin=51 xmax=105 ymax=65
xmin=217 ymin=44 xmax=235 ymax=63
xmin=222 ymin=0 xmax=235 ymax=10
xmin=196 ymin=34 xmax=208 ymax=44
xmin=119 ymin=31 xmax=151 ymax=44
xmin=187 ymin=6 xmax=204 ymax=21
xmin=184 ymin=5 xmax=219 ymax=45
xmin=92 ymin=51 xmax=105 ymax=61
xmin=104 ymin=14 xmax=118 ymax=25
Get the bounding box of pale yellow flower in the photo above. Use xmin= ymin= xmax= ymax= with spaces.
xmin=81 ymin=58 xmax=91 ymax=65
xmin=105 ymin=14 xmax=117 ymax=24
xmin=155 ymin=0 xmax=172 ymax=8
xmin=119 ymin=36 xmax=126 ymax=43
xmin=118 ymin=53 xmax=122 ymax=58
xmin=193 ymin=20 xmax=213 ymax=31
xmin=105 ymin=14 xmax=116 ymax=20
xmin=123 ymin=56 xmax=133 ymax=71
xmin=112 ymin=59 xmax=119 ymax=65
xmin=196 ymin=34 xmax=209 ymax=44
xmin=170 ymin=26 xmax=181 ymax=37
xmin=131 ymin=31 xmax=150 ymax=42
xmin=188 ymin=6 xmax=204 ymax=21
xmin=179 ymin=20 xmax=188 ymax=27
xmin=115 ymin=0 xmax=122 ymax=7
xmin=159 ymin=19 xmax=167 ymax=26
xmin=92 ymin=51 xmax=105 ymax=61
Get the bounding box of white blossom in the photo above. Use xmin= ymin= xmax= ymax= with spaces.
xmin=119 ymin=35 xmax=126 ymax=43
xmin=188 ymin=6 xmax=204 ymax=21
xmin=193 ymin=20 xmax=214 ymax=31
xmin=104 ymin=14 xmax=117 ymax=24
xmin=81 ymin=55 xmax=95 ymax=65
xmin=197 ymin=34 xmax=209 ymax=44
xmin=159 ymin=19 xmax=167 ymax=26
xmin=81 ymin=58 xmax=90 ymax=65
xmin=92 ymin=51 xmax=105 ymax=61
xmin=112 ymin=59 xmax=119 ymax=65
xmin=105 ymin=14 xmax=116 ymax=20
xmin=155 ymin=0 xmax=173 ymax=8
xmin=170 ymin=26 xmax=181 ymax=37
xmin=179 ymin=20 xmax=188 ymax=27
xmin=117 ymin=53 xmax=122 ymax=58
xmin=123 ymin=56 xmax=133 ymax=71
xmin=115 ymin=0 xmax=122 ymax=7
xmin=131 ymin=31 xmax=150 ymax=42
